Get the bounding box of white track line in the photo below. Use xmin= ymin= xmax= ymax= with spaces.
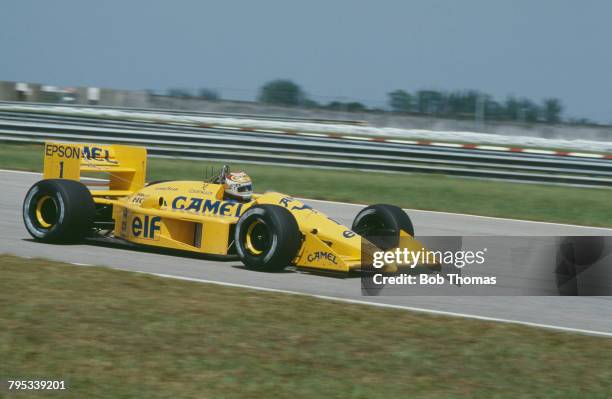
xmin=140 ymin=271 xmax=612 ymax=338
xmin=0 ymin=169 xmax=42 ymax=176
xmin=1 ymin=169 xmax=108 ymax=181
xmin=3 ymin=169 xmax=611 ymax=231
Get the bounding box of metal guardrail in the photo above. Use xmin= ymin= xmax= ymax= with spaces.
xmin=0 ymin=110 xmax=611 ymax=188
xmin=0 ymin=100 xmax=368 ymax=126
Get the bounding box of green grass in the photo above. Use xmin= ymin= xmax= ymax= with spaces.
xmin=1 ymin=142 xmax=611 ymax=227
xmin=1 ymin=255 xmax=611 ymax=398
xmin=0 ymin=143 xmax=44 ymax=172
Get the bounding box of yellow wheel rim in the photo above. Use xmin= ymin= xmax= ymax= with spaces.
xmin=245 ymin=220 xmax=264 ymax=255
xmin=35 ymin=195 xmax=56 ymax=228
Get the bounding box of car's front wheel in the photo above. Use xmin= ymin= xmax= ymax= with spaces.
xmin=352 ymin=204 xmax=414 ymax=250
xmin=235 ymin=205 xmax=302 ymax=271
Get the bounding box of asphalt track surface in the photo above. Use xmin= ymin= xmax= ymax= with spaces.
xmin=2 ymin=170 xmax=612 ymax=336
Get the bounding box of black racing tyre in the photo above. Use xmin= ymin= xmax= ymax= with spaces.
xmin=235 ymin=205 xmax=302 ymax=271
xmin=351 ymin=204 xmax=414 ymax=250
xmin=22 ymin=179 xmax=95 ymax=243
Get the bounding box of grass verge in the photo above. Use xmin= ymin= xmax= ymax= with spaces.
xmin=1 ymin=142 xmax=611 ymax=227
xmin=1 ymin=255 xmax=611 ymax=398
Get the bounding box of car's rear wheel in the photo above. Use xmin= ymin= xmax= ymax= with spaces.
xmin=23 ymin=179 xmax=95 ymax=243
xmin=352 ymin=204 xmax=414 ymax=250
xmin=235 ymin=205 xmax=302 ymax=271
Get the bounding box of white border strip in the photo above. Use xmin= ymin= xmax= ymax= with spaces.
xmin=568 ymin=152 xmax=606 ymax=158
xmin=522 ymin=149 xmax=557 ymax=155
xmin=143 ymin=271 xmax=612 ymax=338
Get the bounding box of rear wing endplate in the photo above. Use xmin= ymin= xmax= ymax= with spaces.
xmin=43 ymin=142 xmax=147 ymax=193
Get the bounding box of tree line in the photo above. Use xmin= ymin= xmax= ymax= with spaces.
xmin=387 ymin=89 xmax=563 ymax=123
xmin=165 ymin=79 xmax=568 ymax=124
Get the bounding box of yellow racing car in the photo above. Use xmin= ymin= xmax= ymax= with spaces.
xmin=22 ymin=142 xmax=431 ymax=273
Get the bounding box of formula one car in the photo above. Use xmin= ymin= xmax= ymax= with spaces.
xmin=22 ymin=142 xmax=432 ymax=273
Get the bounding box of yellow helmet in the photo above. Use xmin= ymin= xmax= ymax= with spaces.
xmin=224 ymin=171 xmax=253 ymax=201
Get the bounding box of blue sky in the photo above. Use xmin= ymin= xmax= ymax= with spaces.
xmin=2 ymin=0 xmax=611 ymax=122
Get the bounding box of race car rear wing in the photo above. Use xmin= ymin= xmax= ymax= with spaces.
xmin=43 ymin=141 xmax=147 ymax=194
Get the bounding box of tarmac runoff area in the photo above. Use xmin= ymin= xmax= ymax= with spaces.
xmin=1 ymin=169 xmax=612 ymax=337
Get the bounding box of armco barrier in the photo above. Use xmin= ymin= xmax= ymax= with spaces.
xmin=0 ymin=109 xmax=611 ymax=188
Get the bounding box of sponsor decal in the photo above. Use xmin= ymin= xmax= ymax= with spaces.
xmin=45 ymin=143 xmax=81 ymax=159
xmin=132 ymin=215 xmax=161 ymax=239
xmin=171 ymin=196 xmax=244 ymax=217
xmin=120 ymin=209 xmax=128 ymax=236
xmin=81 ymin=146 xmax=118 ymax=164
xmin=188 ymin=188 xmax=213 ymax=195
xmin=44 ymin=144 xmax=118 ymax=164
xmin=279 ymin=197 xmax=292 ymax=208
xmin=307 ymin=251 xmax=338 ymax=265
xmin=291 ymin=203 xmax=313 ymax=211
xmin=131 ymin=193 xmax=146 ymax=204
xmin=279 ymin=197 xmax=314 ymax=212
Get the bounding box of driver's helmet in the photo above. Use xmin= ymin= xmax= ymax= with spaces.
xmin=223 ymin=171 xmax=253 ymax=201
